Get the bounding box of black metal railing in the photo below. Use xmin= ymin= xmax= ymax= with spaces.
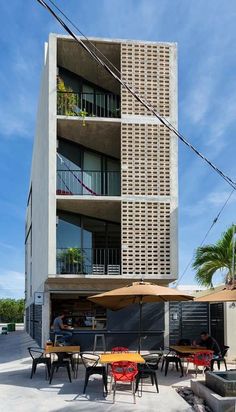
xmin=57 ymin=91 xmax=120 ymax=118
xmin=56 ymin=248 xmax=121 ymax=275
xmin=57 ymin=170 xmax=121 ymax=196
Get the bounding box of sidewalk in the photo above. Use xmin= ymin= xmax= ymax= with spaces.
xmin=0 ymin=331 xmax=193 ymax=412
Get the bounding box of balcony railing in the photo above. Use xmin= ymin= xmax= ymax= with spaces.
xmin=56 ymin=248 xmax=121 ymax=275
xmin=57 ymin=170 xmax=121 ymax=196
xmin=57 ymin=91 xmax=120 ymax=118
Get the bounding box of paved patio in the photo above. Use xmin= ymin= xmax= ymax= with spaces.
xmin=0 ymin=331 xmax=196 ymax=412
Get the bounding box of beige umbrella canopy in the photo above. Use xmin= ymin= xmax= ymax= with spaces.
xmin=88 ymin=281 xmax=193 ymax=351
xmin=194 ymin=286 xmax=236 ymax=302
xmin=89 ymin=281 xmax=193 ymax=310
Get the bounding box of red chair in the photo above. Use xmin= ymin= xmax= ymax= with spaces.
xmin=109 ymin=347 xmax=130 ymax=391
xmin=111 ymin=361 xmax=138 ymax=403
xmin=187 ymin=351 xmax=213 ymax=377
xmin=111 ymin=346 xmax=129 ymax=352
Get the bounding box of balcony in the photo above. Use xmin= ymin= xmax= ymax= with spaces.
xmin=57 ymin=170 xmax=121 ymax=196
xmin=56 ymin=248 xmax=121 ymax=275
xmin=57 ymin=92 xmax=120 ymax=118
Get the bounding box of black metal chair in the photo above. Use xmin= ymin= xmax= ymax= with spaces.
xmin=211 ymin=346 xmax=229 ymax=371
xmin=71 ymin=352 xmax=80 ymax=379
xmin=135 ymin=354 xmax=160 ymax=395
xmin=49 ymin=352 xmax=72 ymax=384
xmin=80 ymin=353 xmax=108 ymax=395
xmin=28 ymin=347 xmax=51 ymax=379
xmin=161 ymin=349 xmax=183 ymax=377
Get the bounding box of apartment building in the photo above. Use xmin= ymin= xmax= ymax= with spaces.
xmin=25 ymin=34 xmax=178 ymax=349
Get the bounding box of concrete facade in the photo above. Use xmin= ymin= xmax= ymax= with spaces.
xmin=25 ymin=34 xmax=178 ymax=347
xmin=224 ymin=302 xmax=236 ymax=361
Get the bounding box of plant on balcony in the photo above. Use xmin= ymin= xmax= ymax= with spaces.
xmin=78 ymin=109 xmax=88 ymax=126
xmin=58 ymin=247 xmax=84 ymax=274
xmin=57 ymin=77 xmax=78 ymax=116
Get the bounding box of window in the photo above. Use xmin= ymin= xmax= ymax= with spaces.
xmin=56 ymin=212 xmax=121 ymax=274
xmin=51 ymin=296 xmax=107 ymax=330
xmin=57 ymin=139 xmax=120 ymax=196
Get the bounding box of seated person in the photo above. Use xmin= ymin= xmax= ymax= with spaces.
xmin=198 ymin=331 xmax=221 ymax=358
xmin=53 ymin=312 xmax=73 ymax=344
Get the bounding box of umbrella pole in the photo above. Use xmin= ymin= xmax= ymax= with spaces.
xmin=138 ymin=297 xmax=143 ymax=353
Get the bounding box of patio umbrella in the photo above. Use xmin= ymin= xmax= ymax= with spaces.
xmin=88 ymin=281 xmax=193 ymax=352
xmin=194 ymin=286 xmax=236 ymax=302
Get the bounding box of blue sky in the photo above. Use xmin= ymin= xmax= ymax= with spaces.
xmin=1 ymin=0 xmax=236 ymax=298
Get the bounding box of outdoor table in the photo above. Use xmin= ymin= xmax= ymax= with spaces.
xmin=44 ymin=345 xmax=80 ymax=354
xmin=100 ymin=352 xmax=145 ymax=364
xmin=169 ymin=345 xmax=213 ymax=356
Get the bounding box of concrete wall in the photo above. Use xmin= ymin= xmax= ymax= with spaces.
xmin=25 ymin=34 xmax=57 ymax=309
xmin=224 ymin=302 xmax=236 ymax=360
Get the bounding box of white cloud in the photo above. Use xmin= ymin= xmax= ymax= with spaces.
xmin=0 ymin=243 xmax=17 ymax=251
xmin=182 ymin=188 xmax=236 ymax=218
xmin=0 ymin=270 xmax=24 ymax=299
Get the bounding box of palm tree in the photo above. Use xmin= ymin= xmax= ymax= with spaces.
xmin=192 ymin=224 xmax=236 ymax=287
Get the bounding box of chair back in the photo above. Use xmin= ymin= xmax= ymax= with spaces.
xmin=192 ymin=351 xmax=213 ymax=367
xmin=221 ymin=345 xmax=229 ymax=358
xmin=80 ymin=353 xmax=100 ymax=369
xmin=178 ymin=338 xmax=191 ymax=346
xmin=142 ymin=353 xmax=161 ymax=370
xmin=111 ymin=346 xmax=129 ymax=353
xmin=111 ymin=361 xmax=138 ymax=382
xmin=28 ymin=347 xmax=44 ymax=360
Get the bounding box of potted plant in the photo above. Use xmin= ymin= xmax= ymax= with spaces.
xmin=57 ymin=77 xmax=78 ymax=116
xmin=58 ymin=247 xmax=84 ymax=274
xmin=78 ymin=108 xmax=88 ymax=126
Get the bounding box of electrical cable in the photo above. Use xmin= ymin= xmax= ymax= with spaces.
xmin=48 ymin=0 xmax=121 ymax=76
xmin=36 ymin=0 xmax=236 ymax=191
xmin=174 ymin=188 xmax=235 ymax=286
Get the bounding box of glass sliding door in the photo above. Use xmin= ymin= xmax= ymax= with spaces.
xmin=57 ymin=213 xmax=82 ymax=274
xmin=82 ymin=84 xmax=94 ymax=116
xmin=57 ymin=140 xmax=82 ymax=195
xmin=106 ymin=158 xmax=120 ymax=196
xmin=83 ymin=151 xmax=102 ymax=195
xmin=56 ymin=212 xmax=121 ymax=274
xmin=57 ymin=139 xmax=121 ymax=196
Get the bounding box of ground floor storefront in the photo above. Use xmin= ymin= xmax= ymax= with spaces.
xmin=25 ymin=278 xmax=166 ymax=350
xmin=25 ymin=278 xmax=234 ymax=358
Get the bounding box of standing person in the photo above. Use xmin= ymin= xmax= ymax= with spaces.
xmin=53 ymin=312 xmax=73 ymax=344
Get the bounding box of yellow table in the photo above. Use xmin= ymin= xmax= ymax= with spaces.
xmin=169 ymin=346 xmax=213 ymax=356
xmin=45 ymin=345 xmax=80 ymax=354
xmin=100 ymin=352 xmax=145 ymax=364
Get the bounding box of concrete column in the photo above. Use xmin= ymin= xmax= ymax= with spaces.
xmin=224 ymin=302 xmax=236 ymax=361
xmin=41 ymin=292 xmax=50 ymax=346
xmin=164 ymin=302 xmax=170 ymax=349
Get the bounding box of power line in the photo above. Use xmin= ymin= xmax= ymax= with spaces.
xmin=174 ymin=189 xmax=235 ymax=286
xmin=48 ymin=0 xmax=121 ymax=77
xmin=36 ymin=0 xmax=236 ymax=191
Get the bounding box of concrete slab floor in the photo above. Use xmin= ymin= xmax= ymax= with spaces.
xmin=0 ymin=331 xmax=196 ymax=412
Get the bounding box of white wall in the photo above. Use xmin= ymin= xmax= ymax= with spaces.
xmin=224 ymin=302 xmax=236 ymax=361
xmin=25 ymin=34 xmax=57 ymax=307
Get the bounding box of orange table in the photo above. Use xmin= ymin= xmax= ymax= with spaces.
xmin=100 ymin=352 xmax=145 ymax=364
xmin=45 ymin=345 xmax=80 ymax=354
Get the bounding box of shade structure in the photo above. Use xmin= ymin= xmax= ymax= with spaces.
xmin=194 ymin=286 xmax=236 ymax=302
xmin=88 ymin=281 xmax=193 ymax=351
